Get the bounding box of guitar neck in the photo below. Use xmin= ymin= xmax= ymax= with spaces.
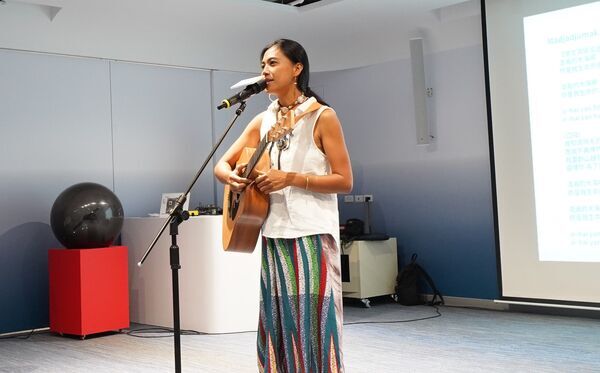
xmin=242 ymin=136 xmax=269 ymax=178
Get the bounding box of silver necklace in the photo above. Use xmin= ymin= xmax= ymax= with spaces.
xmin=275 ymin=94 xmax=306 ymax=151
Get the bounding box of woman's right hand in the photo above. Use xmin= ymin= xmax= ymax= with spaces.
xmin=228 ymin=163 xmax=251 ymax=192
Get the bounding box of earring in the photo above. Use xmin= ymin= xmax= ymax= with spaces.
xmin=268 ymin=94 xmax=277 ymax=103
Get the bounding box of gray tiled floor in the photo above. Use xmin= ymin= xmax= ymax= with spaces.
xmin=1 ymin=303 xmax=599 ymax=372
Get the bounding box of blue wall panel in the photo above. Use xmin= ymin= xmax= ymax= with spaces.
xmin=111 ymin=62 xmax=215 ymax=216
xmin=0 ymin=43 xmax=499 ymax=335
xmin=314 ymin=45 xmax=498 ymax=299
xmin=0 ymin=50 xmax=113 ymax=333
xmin=0 ymin=53 xmax=219 ymax=334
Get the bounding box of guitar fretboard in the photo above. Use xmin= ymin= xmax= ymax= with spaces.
xmin=242 ymin=135 xmax=269 ymax=178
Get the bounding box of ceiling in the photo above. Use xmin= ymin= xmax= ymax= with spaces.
xmin=0 ymin=0 xmax=481 ymax=72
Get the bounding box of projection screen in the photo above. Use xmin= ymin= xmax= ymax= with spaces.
xmin=483 ymin=0 xmax=600 ymax=306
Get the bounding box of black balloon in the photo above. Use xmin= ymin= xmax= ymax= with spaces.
xmin=50 ymin=182 xmax=124 ymax=249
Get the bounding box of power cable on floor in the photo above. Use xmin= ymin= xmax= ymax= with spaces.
xmin=124 ymin=327 xmax=204 ymax=338
xmin=343 ymin=305 xmax=442 ymax=325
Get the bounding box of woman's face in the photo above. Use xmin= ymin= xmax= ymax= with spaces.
xmin=261 ymin=46 xmax=302 ymax=95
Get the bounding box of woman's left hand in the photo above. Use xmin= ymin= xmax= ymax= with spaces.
xmin=255 ymin=169 xmax=291 ymax=194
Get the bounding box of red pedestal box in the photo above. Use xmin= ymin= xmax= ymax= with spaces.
xmin=49 ymin=246 xmax=129 ymax=337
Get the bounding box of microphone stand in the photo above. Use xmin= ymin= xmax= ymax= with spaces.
xmin=136 ymin=101 xmax=248 ymax=373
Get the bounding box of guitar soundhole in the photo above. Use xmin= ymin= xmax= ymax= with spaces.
xmin=228 ymin=191 xmax=240 ymax=220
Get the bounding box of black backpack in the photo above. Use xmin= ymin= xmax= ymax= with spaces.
xmin=395 ymin=254 xmax=444 ymax=306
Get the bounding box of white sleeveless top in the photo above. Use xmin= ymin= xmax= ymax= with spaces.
xmin=259 ymin=97 xmax=340 ymax=246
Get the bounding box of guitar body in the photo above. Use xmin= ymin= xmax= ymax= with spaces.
xmin=222 ymin=147 xmax=270 ymax=252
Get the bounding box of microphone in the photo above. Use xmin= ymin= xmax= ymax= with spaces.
xmin=217 ymin=79 xmax=267 ymax=110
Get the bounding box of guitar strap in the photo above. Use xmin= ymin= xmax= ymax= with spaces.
xmin=277 ymin=97 xmax=322 ymax=132
xmin=269 ymin=99 xmax=322 ymax=170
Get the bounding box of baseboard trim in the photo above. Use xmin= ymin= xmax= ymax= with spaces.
xmin=420 ymin=295 xmax=600 ymax=319
xmin=423 ymin=295 xmax=508 ymax=311
xmin=495 ymin=299 xmax=600 ymax=311
xmin=0 ymin=327 xmax=50 ymax=338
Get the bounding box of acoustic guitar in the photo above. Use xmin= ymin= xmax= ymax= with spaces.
xmin=222 ymin=98 xmax=322 ymax=252
xmin=221 ymin=123 xmax=291 ymax=252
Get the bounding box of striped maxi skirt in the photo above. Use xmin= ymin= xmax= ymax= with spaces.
xmin=257 ymin=234 xmax=344 ymax=373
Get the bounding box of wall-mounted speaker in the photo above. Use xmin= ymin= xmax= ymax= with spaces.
xmin=409 ymin=37 xmax=431 ymax=145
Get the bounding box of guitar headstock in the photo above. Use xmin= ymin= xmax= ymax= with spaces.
xmin=267 ymin=117 xmax=293 ymax=143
